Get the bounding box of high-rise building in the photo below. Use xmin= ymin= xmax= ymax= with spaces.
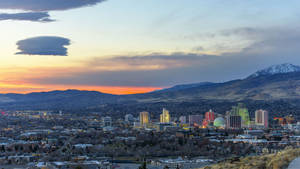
xmin=203 ymin=109 xmax=215 ymax=127
xmin=140 ymin=111 xmax=149 ymax=127
xmin=205 ymin=109 xmax=215 ymax=122
xmin=179 ymin=116 xmax=187 ymax=124
xmin=189 ymin=115 xmax=203 ymax=127
xmin=102 ymin=116 xmax=112 ymax=127
xmin=255 ymin=109 xmax=268 ymax=128
xmin=160 ymin=108 xmax=171 ymax=123
xmin=59 ymin=110 xmax=63 ymax=116
xmin=230 ymin=103 xmax=250 ymax=127
xmin=226 ymin=115 xmax=242 ymax=129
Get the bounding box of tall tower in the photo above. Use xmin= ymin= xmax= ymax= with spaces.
xmin=203 ymin=109 xmax=215 ymax=127
xmin=205 ymin=109 xmax=215 ymax=122
xmin=140 ymin=111 xmax=149 ymax=127
xmin=230 ymin=103 xmax=250 ymax=127
xmin=226 ymin=115 xmax=242 ymax=129
xmin=160 ymin=108 xmax=170 ymax=123
xmin=255 ymin=109 xmax=268 ymax=128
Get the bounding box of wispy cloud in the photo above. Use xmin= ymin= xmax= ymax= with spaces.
xmin=16 ymin=36 xmax=71 ymax=56
xmin=85 ymin=53 xmax=215 ymax=71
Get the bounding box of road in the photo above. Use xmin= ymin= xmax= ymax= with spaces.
xmin=288 ymin=157 xmax=300 ymax=169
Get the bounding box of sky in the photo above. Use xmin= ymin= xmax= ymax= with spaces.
xmin=0 ymin=0 xmax=299 ymax=94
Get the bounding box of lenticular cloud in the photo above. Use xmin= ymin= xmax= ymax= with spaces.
xmin=0 ymin=12 xmax=54 ymax=22
xmin=0 ymin=0 xmax=106 ymax=22
xmin=0 ymin=0 xmax=106 ymax=11
xmin=16 ymin=36 xmax=71 ymax=56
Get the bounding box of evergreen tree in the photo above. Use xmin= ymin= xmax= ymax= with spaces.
xmin=163 ymin=165 xmax=169 ymax=169
xmin=139 ymin=161 xmax=147 ymax=169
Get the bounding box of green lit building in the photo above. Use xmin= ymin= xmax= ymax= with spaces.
xmin=230 ymin=103 xmax=250 ymax=127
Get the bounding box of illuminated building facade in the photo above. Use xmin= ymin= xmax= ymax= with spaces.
xmin=203 ymin=109 xmax=215 ymax=127
xmin=160 ymin=108 xmax=171 ymax=123
xmin=189 ymin=115 xmax=203 ymax=127
xmin=214 ymin=117 xmax=225 ymax=128
xmin=273 ymin=115 xmax=295 ymax=126
xmin=255 ymin=109 xmax=268 ymax=128
xmin=140 ymin=111 xmax=149 ymax=127
xmin=179 ymin=116 xmax=187 ymax=124
xmin=226 ymin=115 xmax=242 ymax=129
xmin=230 ymin=103 xmax=250 ymax=127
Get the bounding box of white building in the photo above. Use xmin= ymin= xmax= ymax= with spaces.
xmin=179 ymin=116 xmax=187 ymax=124
xmin=102 ymin=116 xmax=112 ymax=127
xmin=255 ymin=109 xmax=268 ymax=128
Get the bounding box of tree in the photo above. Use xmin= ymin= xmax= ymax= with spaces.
xmin=139 ymin=161 xmax=147 ymax=169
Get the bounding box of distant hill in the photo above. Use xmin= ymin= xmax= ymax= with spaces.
xmin=0 ymin=90 xmax=119 ymax=110
xmin=156 ymin=82 xmax=214 ymax=92
xmin=1 ymin=63 xmax=300 ymax=111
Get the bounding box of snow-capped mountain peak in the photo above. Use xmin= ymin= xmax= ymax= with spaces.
xmin=249 ymin=63 xmax=300 ymax=78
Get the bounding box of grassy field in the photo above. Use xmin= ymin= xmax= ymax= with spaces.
xmin=201 ymin=147 xmax=300 ymax=169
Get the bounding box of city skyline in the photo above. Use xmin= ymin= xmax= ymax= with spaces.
xmin=0 ymin=0 xmax=300 ymax=94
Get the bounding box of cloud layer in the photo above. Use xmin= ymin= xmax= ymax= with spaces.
xmin=0 ymin=0 xmax=106 ymax=22
xmin=16 ymin=36 xmax=71 ymax=56
xmin=85 ymin=53 xmax=214 ymax=71
xmin=25 ymin=53 xmax=242 ymax=87
xmin=21 ymin=26 xmax=300 ymax=87
xmin=0 ymin=12 xmax=54 ymax=22
xmin=0 ymin=0 xmax=106 ymax=11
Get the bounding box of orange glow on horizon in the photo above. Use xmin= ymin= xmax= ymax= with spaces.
xmin=0 ymin=66 xmax=164 ymax=95
xmin=0 ymin=83 xmax=162 ymax=95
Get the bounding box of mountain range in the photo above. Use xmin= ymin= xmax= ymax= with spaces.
xmin=1 ymin=63 xmax=300 ymax=111
xmin=134 ymin=63 xmax=300 ymax=102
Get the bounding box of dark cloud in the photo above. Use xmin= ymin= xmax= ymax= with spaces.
xmin=0 ymin=0 xmax=106 ymax=11
xmin=16 ymin=36 xmax=71 ymax=56
xmin=0 ymin=12 xmax=54 ymax=22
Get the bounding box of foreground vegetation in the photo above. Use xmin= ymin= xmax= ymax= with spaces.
xmin=202 ymin=147 xmax=300 ymax=169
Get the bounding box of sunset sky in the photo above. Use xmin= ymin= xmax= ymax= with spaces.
xmin=0 ymin=0 xmax=299 ymax=94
